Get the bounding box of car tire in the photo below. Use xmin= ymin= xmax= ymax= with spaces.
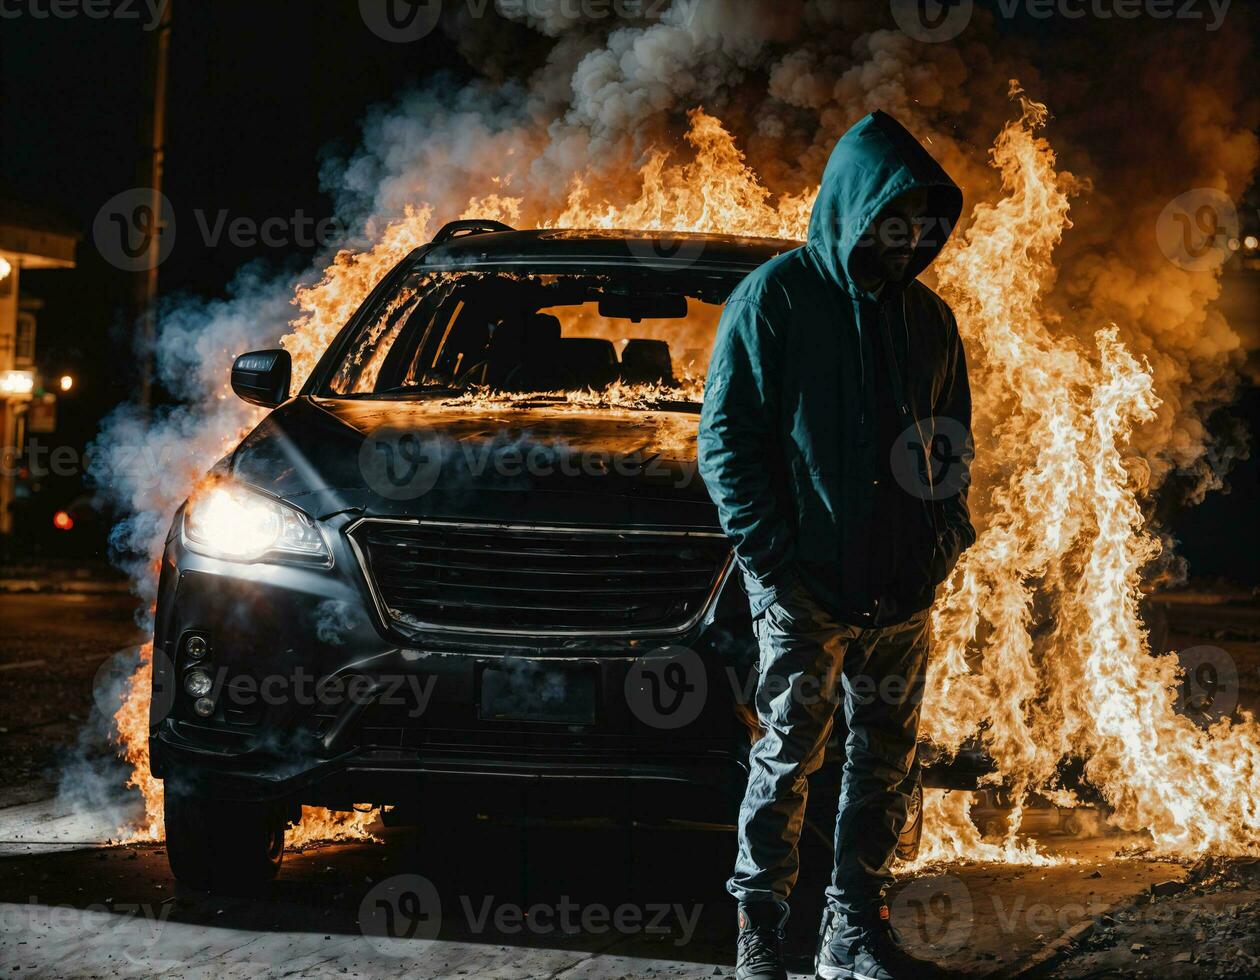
xmin=982 ymin=817 xmax=1006 ymax=839
xmin=1062 ymin=811 xmax=1094 ymax=838
xmin=164 ymin=789 xmax=286 ymax=893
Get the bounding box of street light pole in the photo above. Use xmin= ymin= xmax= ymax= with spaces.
xmin=135 ymin=0 xmax=172 ymax=414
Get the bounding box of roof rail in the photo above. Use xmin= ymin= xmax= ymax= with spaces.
xmin=431 ymin=219 xmax=515 ymax=244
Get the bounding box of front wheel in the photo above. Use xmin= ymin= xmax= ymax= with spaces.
xmin=164 ymin=788 xmax=286 ymax=893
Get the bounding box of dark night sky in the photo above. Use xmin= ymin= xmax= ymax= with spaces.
xmin=1 ymin=2 xmax=468 ymax=426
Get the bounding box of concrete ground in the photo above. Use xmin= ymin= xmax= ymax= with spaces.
xmin=0 ymin=580 xmax=1257 ymax=978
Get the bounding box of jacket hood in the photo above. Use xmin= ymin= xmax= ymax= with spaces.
xmin=805 ymin=110 xmax=963 ymax=296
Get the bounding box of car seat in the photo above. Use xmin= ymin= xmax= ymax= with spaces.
xmin=620 ymin=339 xmax=674 ymax=384
xmin=503 ymin=313 xmax=577 ymax=391
xmin=558 ymin=338 xmax=619 ymax=389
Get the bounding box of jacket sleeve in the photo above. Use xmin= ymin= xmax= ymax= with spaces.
xmin=698 ymin=297 xmax=796 ymax=593
xmin=932 ymin=311 xmax=976 ymax=578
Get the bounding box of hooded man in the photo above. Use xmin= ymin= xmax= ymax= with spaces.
xmin=698 ymin=111 xmax=974 ymax=980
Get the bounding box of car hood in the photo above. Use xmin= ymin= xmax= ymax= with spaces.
xmin=230 ymin=396 xmax=718 ymax=528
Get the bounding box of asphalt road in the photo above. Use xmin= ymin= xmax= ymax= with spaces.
xmin=0 ymin=587 xmax=144 ymax=791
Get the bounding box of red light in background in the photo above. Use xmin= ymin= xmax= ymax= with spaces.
xmin=53 ymin=510 xmax=74 ymax=531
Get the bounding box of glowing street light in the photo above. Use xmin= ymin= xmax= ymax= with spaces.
xmin=0 ymin=371 xmax=34 ymax=396
xmin=59 ymin=375 xmax=74 ymax=392
xmin=0 ymin=257 xmax=11 ymax=282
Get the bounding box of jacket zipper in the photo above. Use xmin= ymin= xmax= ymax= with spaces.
xmin=857 ymin=297 xmax=867 ymax=427
xmin=880 ymin=300 xmax=912 ymax=423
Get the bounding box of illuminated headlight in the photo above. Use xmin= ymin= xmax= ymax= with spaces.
xmin=183 ymin=482 xmax=330 ymax=564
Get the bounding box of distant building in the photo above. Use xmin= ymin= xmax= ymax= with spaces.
xmin=0 ymin=200 xmax=79 ymax=535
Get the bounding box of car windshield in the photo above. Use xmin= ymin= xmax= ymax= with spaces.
xmin=321 ymin=264 xmax=739 ymax=406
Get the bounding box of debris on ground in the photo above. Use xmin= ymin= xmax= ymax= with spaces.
xmin=1036 ymin=857 xmax=1260 ymax=978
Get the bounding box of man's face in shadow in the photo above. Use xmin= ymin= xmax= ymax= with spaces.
xmin=852 ymin=187 xmax=930 ymax=288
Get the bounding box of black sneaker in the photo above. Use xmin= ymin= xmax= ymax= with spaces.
xmin=736 ymin=902 xmax=789 ymax=980
xmin=815 ymin=903 xmax=945 ymax=980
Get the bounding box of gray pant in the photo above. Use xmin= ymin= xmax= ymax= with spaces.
xmin=727 ymin=579 xmax=930 ymax=916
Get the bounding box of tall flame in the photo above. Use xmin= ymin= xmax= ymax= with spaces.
xmin=925 ymin=88 xmax=1260 ymax=856
xmin=111 ymin=92 xmax=1259 ymax=859
xmin=115 ymin=642 xmax=162 ymax=841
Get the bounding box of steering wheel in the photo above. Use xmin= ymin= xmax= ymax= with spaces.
xmin=453 ymin=360 xmax=490 ymax=387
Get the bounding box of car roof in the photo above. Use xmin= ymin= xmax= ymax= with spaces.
xmin=416 ymin=228 xmax=802 ymax=273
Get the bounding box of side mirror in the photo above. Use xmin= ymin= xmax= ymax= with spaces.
xmin=231 ymin=349 xmax=291 ymax=408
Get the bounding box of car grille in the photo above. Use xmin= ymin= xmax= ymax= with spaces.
xmin=351 ymin=519 xmax=731 ymax=635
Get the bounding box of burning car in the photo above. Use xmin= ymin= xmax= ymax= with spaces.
xmin=151 ymin=221 xmax=952 ymax=890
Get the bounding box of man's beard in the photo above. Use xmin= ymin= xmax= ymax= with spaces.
xmin=880 ymin=251 xmax=914 ymax=281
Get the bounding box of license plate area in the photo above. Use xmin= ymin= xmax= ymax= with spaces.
xmin=478 ymin=660 xmax=598 ymax=725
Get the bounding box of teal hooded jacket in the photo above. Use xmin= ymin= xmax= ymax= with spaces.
xmin=698 ymin=110 xmax=975 ymax=627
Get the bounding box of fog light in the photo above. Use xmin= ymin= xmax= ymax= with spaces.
xmin=184 ymin=634 xmax=209 ymax=660
xmin=193 ymin=697 xmax=215 ymax=718
xmin=184 ymin=670 xmax=213 ymax=698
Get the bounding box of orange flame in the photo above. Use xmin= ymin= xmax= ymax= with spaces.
xmin=923 ymin=88 xmax=1260 ymax=857
xmin=551 ymin=108 xmax=814 ymax=238
xmin=115 ymin=641 xmax=162 ymax=842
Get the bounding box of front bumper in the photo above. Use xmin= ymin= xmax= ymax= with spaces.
xmin=150 ymin=510 xmax=758 ymax=809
